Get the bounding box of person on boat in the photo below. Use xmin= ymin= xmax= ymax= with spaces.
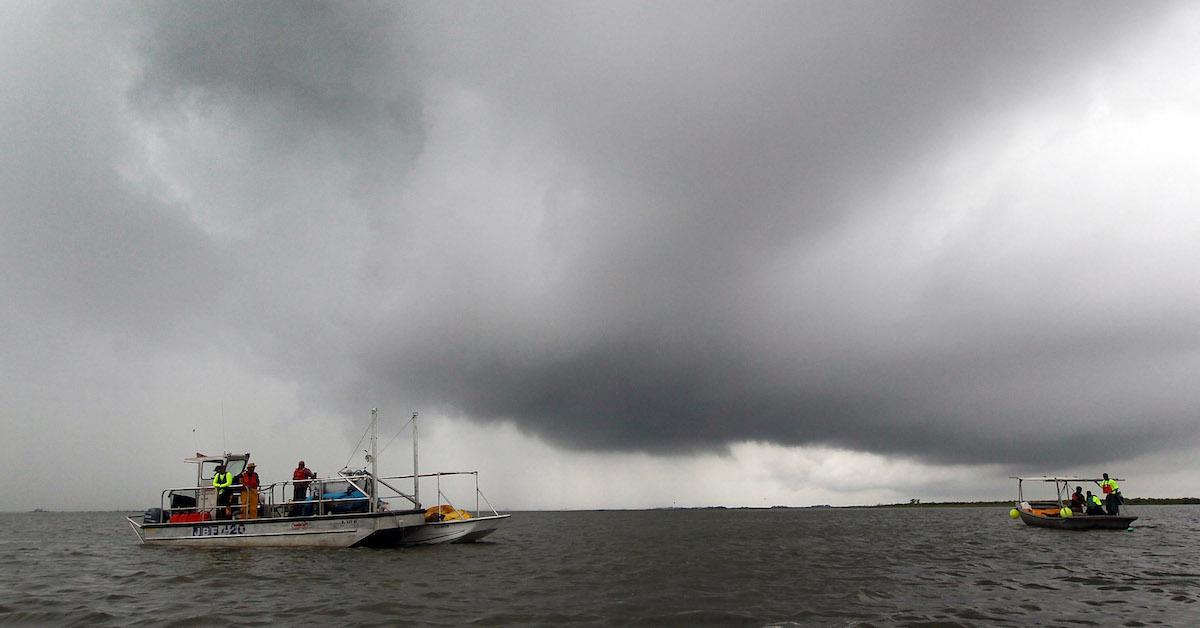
xmin=213 ymin=464 xmax=234 ymax=520
xmin=1085 ymin=491 xmax=1105 ymax=515
xmin=1069 ymin=486 xmax=1085 ymax=513
xmin=291 ymin=460 xmax=316 ymax=516
xmin=240 ymin=462 xmax=261 ymax=519
xmin=1097 ymin=473 xmax=1121 ymax=516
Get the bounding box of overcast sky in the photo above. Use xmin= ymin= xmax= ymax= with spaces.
xmin=3 ymin=1 xmax=1199 ymax=511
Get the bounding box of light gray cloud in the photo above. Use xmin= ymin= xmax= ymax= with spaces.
xmin=0 ymin=2 xmax=229 ymax=342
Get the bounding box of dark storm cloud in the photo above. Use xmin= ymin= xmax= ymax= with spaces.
xmin=339 ymin=1 xmax=1193 ymax=465
xmin=4 ymin=1 xmax=1194 ymax=470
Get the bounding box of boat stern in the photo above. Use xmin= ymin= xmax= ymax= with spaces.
xmin=126 ymin=517 xmax=148 ymax=544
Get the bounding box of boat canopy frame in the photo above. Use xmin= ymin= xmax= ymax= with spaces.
xmin=1010 ymin=476 xmax=1126 ymax=505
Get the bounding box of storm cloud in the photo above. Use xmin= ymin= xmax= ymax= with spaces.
xmin=4 ymin=0 xmax=1199 ymax=496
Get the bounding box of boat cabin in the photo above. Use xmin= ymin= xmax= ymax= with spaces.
xmin=153 ymin=453 xmax=385 ymax=523
xmin=163 ymin=452 xmax=251 ymax=519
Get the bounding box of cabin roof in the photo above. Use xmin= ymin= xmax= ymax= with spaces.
xmin=183 ymin=452 xmax=250 ymax=463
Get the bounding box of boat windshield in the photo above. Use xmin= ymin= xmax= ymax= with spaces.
xmin=200 ymin=461 xmax=220 ymax=481
xmin=225 ymin=459 xmax=247 ymax=477
xmin=199 ymin=459 xmax=247 ymax=482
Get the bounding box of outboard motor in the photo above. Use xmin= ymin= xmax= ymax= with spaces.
xmin=143 ymin=508 xmax=165 ymax=524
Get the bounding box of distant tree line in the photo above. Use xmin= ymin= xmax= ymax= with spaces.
xmin=1123 ymin=497 xmax=1200 ymax=505
xmin=867 ymin=497 xmax=1200 ymax=508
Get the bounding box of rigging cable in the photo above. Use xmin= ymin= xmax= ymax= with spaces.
xmin=341 ymin=419 xmax=373 ymax=471
xmin=376 ymin=412 xmax=417 ymax=458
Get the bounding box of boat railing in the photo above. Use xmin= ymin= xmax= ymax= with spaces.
xmin=158 ymin=483 xmax=278 ymax=519
xmin=157 ymin=476 xmax=413 ymax=522
xmin=266 ymin=470 xmax=436 ymax=516
xmin=365 ymin=475 xmax=419 ymax=508
xmin=380 ymin=471 xmax=503 ymax=518
xmin=154 ymin=470 xmax=500 ymax=522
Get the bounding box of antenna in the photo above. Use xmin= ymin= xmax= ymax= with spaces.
xmin=221 ymin=400 xmax=227 ymax=451
xmin=412 ymin=412 xmax=419 ymax=507
xmin=369 ymin=408 xmax=378 ymax=513
xmin=192 ymin=428 xmax=199 ymax=454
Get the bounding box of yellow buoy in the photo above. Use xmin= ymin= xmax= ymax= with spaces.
xmin=1059 ymin=507 xmax=1072 ymax=518
xmin=1009 ymin=508 xmax=1020 ymax=519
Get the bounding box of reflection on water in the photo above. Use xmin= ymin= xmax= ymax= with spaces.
xmin=0 ymin=506 xmax=1197 ymax=625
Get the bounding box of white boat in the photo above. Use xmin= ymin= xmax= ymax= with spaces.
xmin=390 ymin=472 xmax=511 ymax=545
xmin=127 ymin=410 xmax=509 ymax=547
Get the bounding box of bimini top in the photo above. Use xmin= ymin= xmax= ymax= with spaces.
xmin=1010 ymin=476 xmax=1125 ymax=483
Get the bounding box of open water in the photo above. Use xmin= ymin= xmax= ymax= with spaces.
xmin=0 ymin=506 xmax=1197 ymax=626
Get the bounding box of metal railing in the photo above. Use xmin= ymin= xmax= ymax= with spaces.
xmin=154 ymin=470 xmax=502 ymax=523
xmin=381 ymin=471 xmax=503 ymax=518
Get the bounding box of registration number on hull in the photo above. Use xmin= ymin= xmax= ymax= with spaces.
xmin=192 ymin=523 xmax=246 ymax=536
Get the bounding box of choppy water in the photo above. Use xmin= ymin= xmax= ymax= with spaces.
xmin=0 ymin=506 xmax=1197 ymax=626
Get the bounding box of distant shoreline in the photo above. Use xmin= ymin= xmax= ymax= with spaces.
xmin=645 ymin=497 xmax=1200 ymax=510
xmin=862 ymin=497 xmax=1200 ymax=508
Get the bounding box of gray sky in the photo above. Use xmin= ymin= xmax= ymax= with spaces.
xmin=3 ymin=1 xmax=1199 ymax=511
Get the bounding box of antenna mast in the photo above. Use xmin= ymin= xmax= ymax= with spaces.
xmin=412 ymin=412 xmax=419 ymax=507
xmin=369 ymin=408 xmax=378 ymax=513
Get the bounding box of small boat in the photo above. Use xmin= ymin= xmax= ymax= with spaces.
xmin=127 ymin=410 xmax=509 ymax=547
xmin=399 ymin=483 xmax=510 ymax=545
xmin=1010 ymin=476 xmax=1137 ymax=531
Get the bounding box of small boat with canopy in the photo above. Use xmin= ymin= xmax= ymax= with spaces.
xmin=1009 ymin=476 xmax=1137 ymax=530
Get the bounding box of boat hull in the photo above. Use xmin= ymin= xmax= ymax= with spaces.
xmin=1018 ymin=510 xmax=1137 ymax=530
xmin=386 ymin=514 xmax=511 ymax=546
xmin=127 ymin=510 xmax=427 ymax=548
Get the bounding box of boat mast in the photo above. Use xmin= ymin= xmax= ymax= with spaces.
xmin=370 ymin=408 xmax=378 ymax=513
xmin=412 ymin=412 xmax=419 ymax=507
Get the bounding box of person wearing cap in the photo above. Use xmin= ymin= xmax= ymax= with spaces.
xmin=292 ymin=460 xmax=316 ymax=516
xmin=213 ymin=464 xmax=234 ymax=520
xmin=240 ymin=462 xmax=261 ymax=519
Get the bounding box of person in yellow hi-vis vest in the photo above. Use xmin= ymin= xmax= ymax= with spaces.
xmin=1097 ymin=473 xmax=1121 ymax=516
xmin=240 ymin=462 xmax=261 ymax=519
xmin=213 ymin=464 xmax=234 ymax=520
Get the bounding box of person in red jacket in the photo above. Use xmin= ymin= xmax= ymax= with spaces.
xmin=1069 ymin=486 xmax=1085 ymax=513
xmin=291 ymin=460 xmax=316 ymax=516
xmin=240 ymin=462 xmax=261 ymax=519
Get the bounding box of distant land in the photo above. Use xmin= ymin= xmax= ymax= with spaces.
xmin=865 ymin=497 xmax=1200 ymax=508
xmin=646 ymin=497 xmax=1200 ymax=510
